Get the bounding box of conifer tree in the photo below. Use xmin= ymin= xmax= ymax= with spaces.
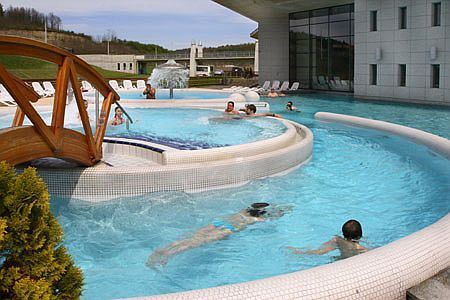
xmin=0 ymin=162 xmax=83 ymax=299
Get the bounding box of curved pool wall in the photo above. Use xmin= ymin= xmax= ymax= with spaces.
xmin=126 ymin=113 xmax=450 ymax=300
xmin=33 ymin=120 xmax=312 ymax=201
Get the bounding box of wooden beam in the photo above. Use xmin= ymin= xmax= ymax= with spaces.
xmin=12 ymin=107 xmax=25 ymax=127
xmin=68 ymin=61 xmax=98 ymax=161
xmin=51 ymin=58 xmax=71 ymax=139
xmin=0 ymin=64 xmax=57 ymax=151
xmin=94 ymin=92 xmax=113 ymax=152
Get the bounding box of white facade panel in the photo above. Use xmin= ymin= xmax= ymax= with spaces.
xmin=354 ymin=0 xmax=450 ymax=105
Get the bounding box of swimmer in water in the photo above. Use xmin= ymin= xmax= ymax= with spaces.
xmin=148 ymin=203 xmax=290 ymax=267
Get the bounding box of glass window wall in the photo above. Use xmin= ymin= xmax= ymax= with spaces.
xmin=289 ymin=4 xmax=354 ymax=92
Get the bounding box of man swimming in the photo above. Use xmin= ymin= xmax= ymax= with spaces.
xmin=288 ymin=219 xmax=368 ymax=260
xmin=244 ymin=104 xmax=282 ymax=118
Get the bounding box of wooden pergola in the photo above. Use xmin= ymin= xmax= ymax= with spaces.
xmin=0 ymin=36 xmax=120 ymax=166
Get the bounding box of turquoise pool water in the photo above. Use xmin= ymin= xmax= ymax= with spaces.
xmin=106 ymin=108 xmax=287 ymax=149
xmin=1 ymin=92 xmax=449 ymax=299
xmin=264 ymin=93 xmax=450 ymax=139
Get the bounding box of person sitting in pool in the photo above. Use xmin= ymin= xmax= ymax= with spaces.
xmin=267 ymin=88 xmax=279 ymax=98
xmin=109 ymin=106 xmax=128 ymax=126
xmin=143 ymin=83 xmax=156 ymax=99
xmin=243 ymin=104 xmax=282 ymax=118
xmin=288 ymin=219 xmax=368 ymax=260
xmin=76 ymin=99 xmax=92 ymax=122
xmin=286 ymin=101 xmax=299 ymax=112
xmin=224 ymin=101 xmax=240 ymax=115
xmin=147 ymin=203 xmax=289 ymax=267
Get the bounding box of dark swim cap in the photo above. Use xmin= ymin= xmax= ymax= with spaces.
xmin=247 ymin=203 xmax=270 ymax=217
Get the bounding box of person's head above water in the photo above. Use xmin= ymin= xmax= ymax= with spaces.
xmin=245 ymin=104 xmax=257 ymax=115
xmin=246 ymin=202 xmax=270 ymax=217
xmin=287 ymin=101 xmax=293 ymax=106
xmin=114 ymin=106 xmax=123 ymax=117
xmin=342 ymin=219 xmax=362 ymax=241
xmin=226 ymin=101 xmax=235 ymax=111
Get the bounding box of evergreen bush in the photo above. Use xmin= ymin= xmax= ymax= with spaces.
xmin=0 ymin=161 xmax=83 ymax=299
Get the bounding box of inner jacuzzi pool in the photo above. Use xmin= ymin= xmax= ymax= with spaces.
xmin=105 ymin=108 xmax=287 ymax=149
xmin=85 ymin=89 xmax=231 ymax=100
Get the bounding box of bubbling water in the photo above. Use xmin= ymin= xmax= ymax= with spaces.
xmin=148 ymin=59 xmax=189 ymax=89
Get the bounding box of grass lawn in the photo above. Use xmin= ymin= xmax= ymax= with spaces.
xmin=0 ymin=55 xmax=145 ymax=80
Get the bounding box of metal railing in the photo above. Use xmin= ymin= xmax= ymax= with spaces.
xmin=143 ymin=51 xmax=255 ymax=60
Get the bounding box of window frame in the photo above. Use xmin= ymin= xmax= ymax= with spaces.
xmin=370 ymin=10 xmax=378 ymax=32
xmin=370 ymin=64 xmax=377 ymax=85
xmin=399 ymin=7 xmax=407 ymax=29
xmin=398 ymin=64 xmax=406 ymax=87
xmin=432 ymin=2 xmax=441 ymax=27
xmin=431 ymin=64 xmax=440 ymax=88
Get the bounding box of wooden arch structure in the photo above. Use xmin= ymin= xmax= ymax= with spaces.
xmin=0 ymin=36 xmax=120 ymax=166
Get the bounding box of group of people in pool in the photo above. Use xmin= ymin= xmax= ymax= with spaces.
xmin=224 ymin=100 xmax=299 ymax=118
xmin=148 ymin=202 xmax=369 ymax=267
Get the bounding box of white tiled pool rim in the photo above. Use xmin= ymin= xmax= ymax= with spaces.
xmin=123 ymin=112 xmax=450 ymax=300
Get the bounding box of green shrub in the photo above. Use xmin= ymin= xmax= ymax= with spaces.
xmin=0 ymin=162 xmax=83 ymax=299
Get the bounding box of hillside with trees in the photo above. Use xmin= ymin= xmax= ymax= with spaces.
xmin=0 ymin=2 xmax=255 ymax=55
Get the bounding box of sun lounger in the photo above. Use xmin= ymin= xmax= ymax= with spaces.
xmin=136 ymin=80 xmax=146 ymax=90
xmin=42 ymin=81 xmax=56 ymax=96
xmin=289 ymin=82 xmax=299 ymax=91
xmin=123 ymin=80 xmax=135 ymax=90
xmin=0 ymin=84 xmax=17 ymax=106
xmin=277 ymin=81 xmax=289 ymax=92
xmin=82 ymin=80 xmax=95 ymax=92
xmin=270 ymin=80 xmax=280 ymax=90
xmin=31 ymin=82 xmax=50 ymax=97
xmin=108 ymin=80 xmax=122 ymax=91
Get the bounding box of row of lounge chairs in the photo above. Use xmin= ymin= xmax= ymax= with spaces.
xmin=222 ymin=80 xmax=300 ymax=94
xmin=312 ymin=76 xmax=353 ymax=91
xmin=106 ymin=80 xmax=147 ymax=92
xmin=0 ymin=81 xmax=56 ymax=107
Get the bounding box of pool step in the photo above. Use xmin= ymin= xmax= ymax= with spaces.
xmin=407 ymin=268 xmax=450 ymax=300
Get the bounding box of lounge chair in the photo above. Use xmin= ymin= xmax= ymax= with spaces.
xmin=82 ymin=80 xmax=95 ymax=92
xmin=255 ymin=81 xmax=271 ymax=93
xmin=136 ymin=80 xmax=146 ymax=90
xmin=42 ymin=81 xmax=56 ymax=96
xmin=108 ymin=80 xmax=122 ymax=91
xmin=277 ymin=81 xmax=289 ymax=92
xmin=289 ymin=82 xmax=299 ymax=91
xmin=318 ymin=76 xmax=330 ymax=89
xmin=123 ymin=80 xmax=135 ymax=90
xmin=270 ymin=80 xmax=280 ymax=90
xmin=0 ymin=84 xmax=16 ymax=106
xmin=31 ymin=82 xmax=50 ymax=97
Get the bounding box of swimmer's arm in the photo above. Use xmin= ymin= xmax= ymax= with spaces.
xmin=288 ymin=238 xmax=337 ymax=255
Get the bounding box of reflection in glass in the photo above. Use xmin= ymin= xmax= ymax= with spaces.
xmin=310 ymin=8 xmax=328 ymax=24
xmin=289 ymin=4 xmax=354 ymax=91
xmin=330 ymin=21 xmax=350 ymax=37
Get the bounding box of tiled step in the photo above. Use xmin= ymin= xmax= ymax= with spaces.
xmin=407 ymin=268 xmax=450 ymax=300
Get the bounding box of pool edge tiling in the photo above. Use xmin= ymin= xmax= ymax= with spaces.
xmin=122 ymin=114 xmax=450 ymax=300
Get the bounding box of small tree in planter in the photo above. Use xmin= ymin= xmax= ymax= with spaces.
xmin=0 ymin=162 xmax=83 ymax=299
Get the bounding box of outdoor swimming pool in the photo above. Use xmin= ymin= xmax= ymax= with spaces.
xmin=1 ymin=93 xmax=449 ymax=299
xmin=53 ymin=120 xmax=450 ymax=299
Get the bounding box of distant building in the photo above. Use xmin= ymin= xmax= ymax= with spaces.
xmin=213 ymin=0 xmax=450 ymax=105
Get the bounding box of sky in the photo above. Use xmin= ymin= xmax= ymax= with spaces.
xmin=1 ymin=0 xmax=257 ymax=49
